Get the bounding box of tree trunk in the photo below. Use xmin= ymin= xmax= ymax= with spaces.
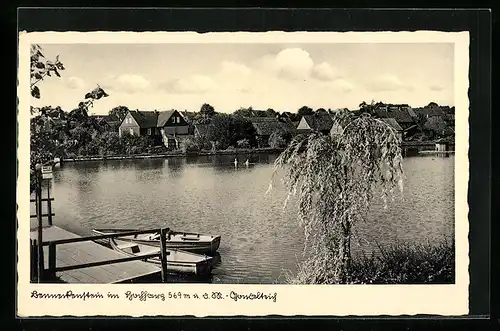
xmin=326 ymin=221 xmax=352 ymax=284
xmin=343 ymin=220 xmax=352 ymax=282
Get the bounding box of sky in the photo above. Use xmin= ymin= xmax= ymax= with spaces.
xmin=31 ymin=43 xmax=454 ymax=115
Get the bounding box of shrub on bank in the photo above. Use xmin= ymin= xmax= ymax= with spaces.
xmin=237 ymin=138 xmax=251 ymax=149
xmin=286 ymin=239 xmax=455 ymax=284
xmin=347 ymin=239 xmax=455 ymax=284
xmin=180 ymin=137 xmax=200 ymax=154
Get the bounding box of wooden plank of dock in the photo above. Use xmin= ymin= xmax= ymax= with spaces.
xmin=30 ymin=225 xmax=161 ymax=284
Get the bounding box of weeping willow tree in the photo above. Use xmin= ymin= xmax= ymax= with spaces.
xmin=268 ymin=110 xmax=405 ymax=284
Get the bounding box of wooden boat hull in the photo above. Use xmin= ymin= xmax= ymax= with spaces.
xmin=92 ymin=228 xmax=221 ymax=255
xmin=108 ymin=237 xmax=214 ymax=276
xmin=128 ymin=237 xmax=220 ymax=255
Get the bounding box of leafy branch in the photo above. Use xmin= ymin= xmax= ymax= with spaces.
xmin=30 ymin=44 xmax=65 ymax=99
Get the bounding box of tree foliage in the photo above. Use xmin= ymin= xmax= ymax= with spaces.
xmin=297 ymin=106 xmax=314 ymax=116
xmin=108 ymin=105 xmax=130 ymax=122
xmin=359 ymin=100 xmax=377 ymax=115
xmin=268 ymin=129 xmax=292 ymax=149
xmin=233 ymin=107 xmax=278 ymax=118
xmin=30 ymin=44 xmax=65 ymax=101
xmin=200 ymin=103 xmax=216 ymax=118
xmin=180 ymin=137 xmax=201 ymax=154
xmin=30 ymin=78 xmax=109 ymax=193
xmin=268 ymin=111 xmax=404 ymax=284
xmin=204 ymin=113 xmax=257 ymax=150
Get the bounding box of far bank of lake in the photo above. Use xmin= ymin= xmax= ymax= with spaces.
xmin=58 ymin=141 xmax=453 ymax=164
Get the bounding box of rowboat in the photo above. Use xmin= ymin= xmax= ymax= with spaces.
xmin=91 ymin=228 xmax=221 ymax=255
xmin=107 ymin=236 xmax=214 ymax=276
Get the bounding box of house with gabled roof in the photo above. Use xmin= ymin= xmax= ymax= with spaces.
xmin=413 ymin=106 xmax=447 ymax=120
xmin=118 ymin=109 xmax=191 ymax=149
xmin=374 ymin=108 xmax=416 ymax=131
xmin=296 ymin=112 xmax=334 ymax=135
xmin=380 ymin=118 xmax=404 ymax=141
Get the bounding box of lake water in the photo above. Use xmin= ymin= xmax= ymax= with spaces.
xmin=31 ymin=153 xmax=455 ymax=284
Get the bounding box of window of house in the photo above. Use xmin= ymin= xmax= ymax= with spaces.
xmin=177 ymin=116 xmax=181 ymax=123
xmin=148 ymin=128 xmax=151 ymax=135
xmin=129 ymin=128 xmax=134 ymax=135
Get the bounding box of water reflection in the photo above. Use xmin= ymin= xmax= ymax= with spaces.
xmin=50 ymin=153 xmax=454 ymax=284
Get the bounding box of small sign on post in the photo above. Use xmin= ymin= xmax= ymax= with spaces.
xmin=41 ymin=166 xmax=53 ymax=180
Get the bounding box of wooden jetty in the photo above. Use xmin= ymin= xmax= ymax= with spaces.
xmin=30 ymin=226 xmax=169 ymax=283
xmin=30 ymin=164 xmax=170 ymax=284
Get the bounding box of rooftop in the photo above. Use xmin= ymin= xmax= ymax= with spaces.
xmin=375 ymin=108 xmax=415 ymax=124
xmin=380 ymin=118 xmax=404 ymax=131
xmin=127 ymin=109 xmax=185 ymax=128
xmin=250 ymin=117 xmax=294 ymax=136
xmin=301 ymin=112 xmax=334 ymax=132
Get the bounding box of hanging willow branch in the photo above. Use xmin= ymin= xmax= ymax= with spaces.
xmin=268 ymin=110 xmax=405 ymax=284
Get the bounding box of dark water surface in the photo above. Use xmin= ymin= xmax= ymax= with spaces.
xmin=32 ymin=153 xmax=454 ymax=284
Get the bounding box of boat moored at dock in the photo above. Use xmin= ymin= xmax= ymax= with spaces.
xmin=92 ymin=228 xmax=221 ymax=255
xmin=108 ymin=236 xmax=214 ymax=276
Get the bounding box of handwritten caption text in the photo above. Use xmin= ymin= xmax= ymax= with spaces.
xmin=30 ymin=290 xmax=278 ymax=303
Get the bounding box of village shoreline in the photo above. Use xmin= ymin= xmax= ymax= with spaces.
xmin=59 ymin=147 xmax=286 ymax=163
xmin=58 ymin=141 xmax=453 ymax=164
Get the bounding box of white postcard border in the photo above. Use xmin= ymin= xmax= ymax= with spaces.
xmin=17 ymin=31 xmax=470 ymax=317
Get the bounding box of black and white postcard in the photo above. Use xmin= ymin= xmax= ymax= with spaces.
xmin=17 ymin=30 xmax=470 ymax=317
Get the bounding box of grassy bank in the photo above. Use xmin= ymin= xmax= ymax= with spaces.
xmin=347 ymin=239 xmax=455 ymax=284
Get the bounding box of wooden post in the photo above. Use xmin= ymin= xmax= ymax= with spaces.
xmin=48 ymin=242 xmax=56 ymax=281
xmin=159 ymin=228 xmax=170 ymax=283
xmin=35 ymin=167 xmax=44 ymax=282
xmin=30 ymin=239 xmax=38 ymax=282
xmin=47 ymin=181 xmax=53 ymax=226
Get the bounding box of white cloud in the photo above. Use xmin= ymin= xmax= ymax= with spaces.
xmin=330 ymin=79 xmax=355 ymax=92
xmin=368 ymin=74 xmax=413 ymax=92
xmin=171 ymin=75 xmax=218 ymax=94
xmin=273 ymin=48 xmax=314 ymax=81
xmin=312 ymin=62 xmax=340 ymax=81
xmin=102 ymin=74 xmax=150 ymax=93
xmin=219 ymin=61 xmax=251 ymax=76
xmin=216 ymin=61 xmax=253 ymax=93
xmin=64 ymin=76 xmax=85 ymax=89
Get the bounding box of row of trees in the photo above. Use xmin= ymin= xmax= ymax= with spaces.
xmin=186 ymin=104 xmax=338 ymax=124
